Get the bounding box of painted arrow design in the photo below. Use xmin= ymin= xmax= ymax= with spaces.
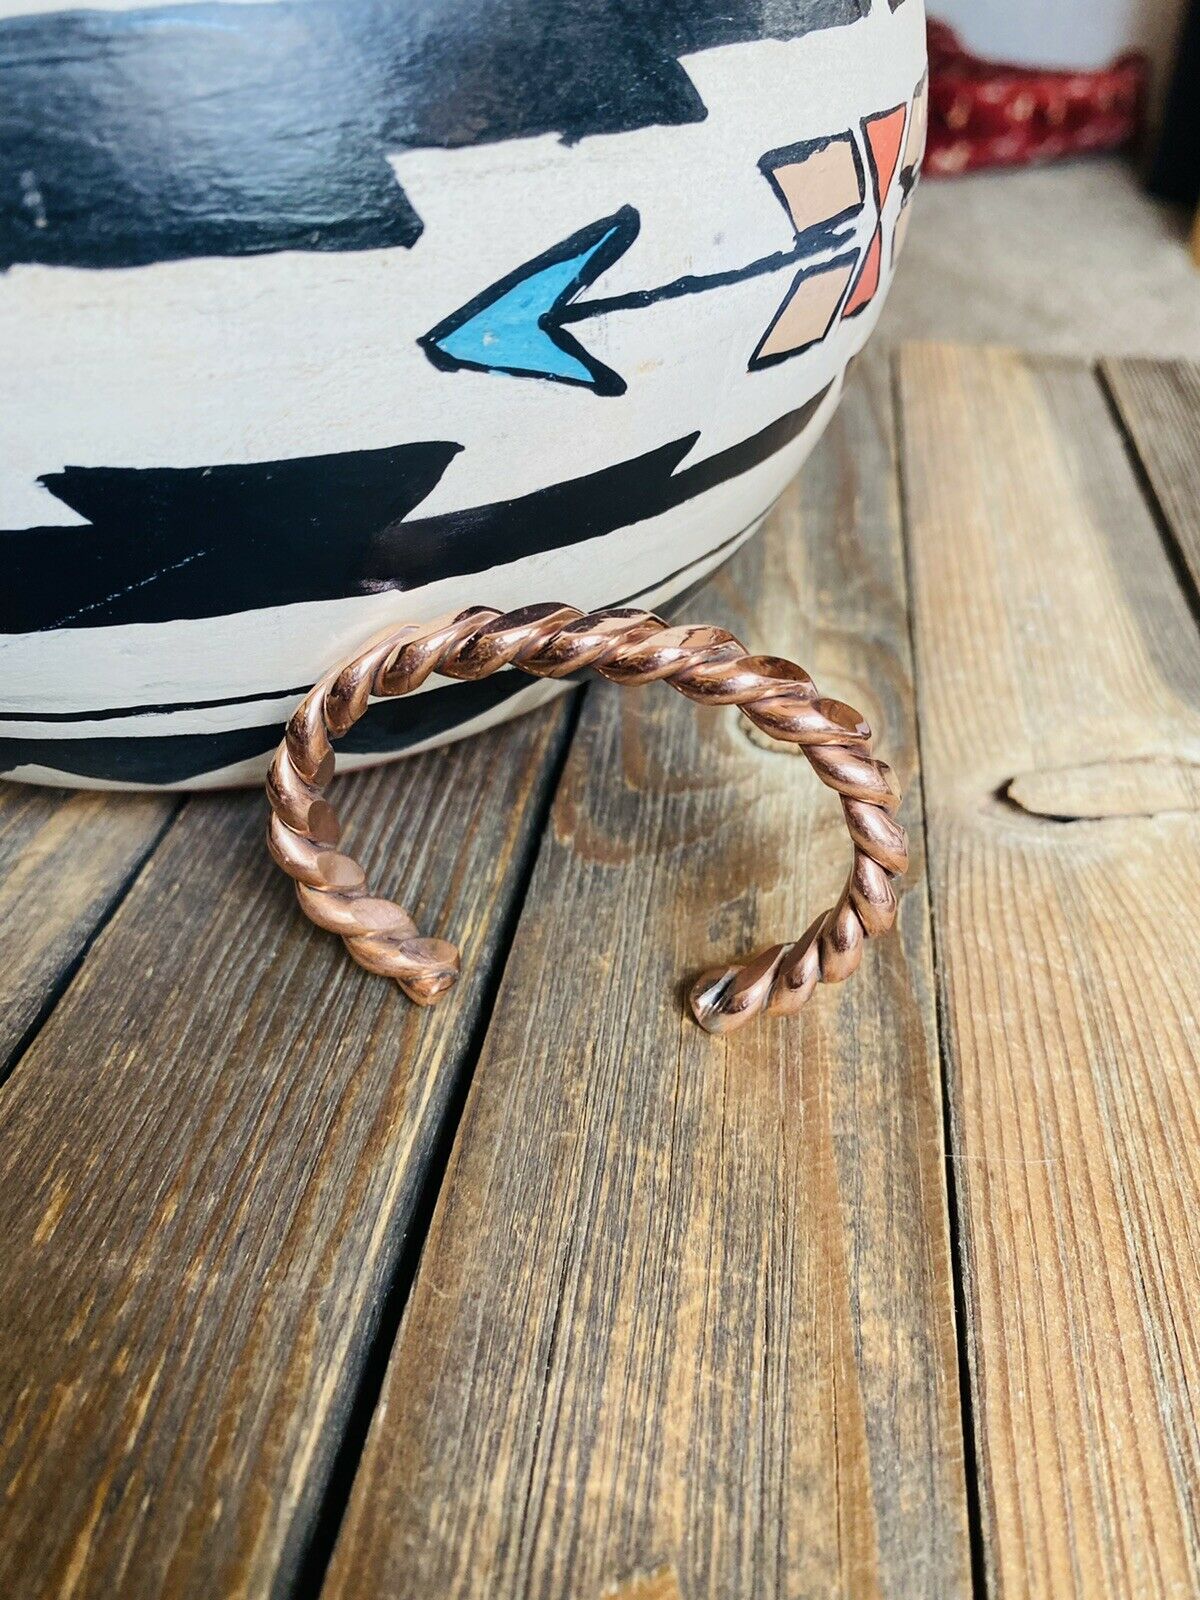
xmin=420 ymin=108 xmax=909 ymax=394
xmin=419 ymin=208 xmax=641 ymax=395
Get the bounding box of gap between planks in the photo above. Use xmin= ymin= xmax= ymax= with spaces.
xmin=898 ymin=343 xmax=1200 ymax=1600
xmin=0 ymin=784 xmax=181 ymax=1082
xmin=1101 ymin=357 xmax=1200 ymax=621
xmin=320 ymin=350 xmax=970 ymax=1600
xmin=0 ymin=695 xmax=577 ymax=1600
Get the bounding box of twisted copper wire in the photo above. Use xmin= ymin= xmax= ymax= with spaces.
xmin=266 ymin=603 xmax=907 ymax=1034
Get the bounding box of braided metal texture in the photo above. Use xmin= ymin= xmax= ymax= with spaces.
xmin=266 ymin=603 xmax=908 ymax=1034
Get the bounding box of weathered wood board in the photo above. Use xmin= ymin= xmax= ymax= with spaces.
xmin=323 ymin=355 xmax=970 ymax=1600
xmin=0 ymin=786 xmax=175 ymax=1072
xmin=0 ymin=703 xmax=573 ymax=1600
xmin=900 ymin=344 xmax=1200 ymax=1599
xmin=1104 ymin=357 xmax=1200 ymax=600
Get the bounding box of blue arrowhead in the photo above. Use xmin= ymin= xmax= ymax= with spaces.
xmin=421 ymin=208 xmax=638 ymax=394
xmin=435 ymin=250 xmax=603 ymax=385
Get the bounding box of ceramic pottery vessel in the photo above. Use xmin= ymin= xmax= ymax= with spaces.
xmin=0 ymin=0 xmax=927 ymax=789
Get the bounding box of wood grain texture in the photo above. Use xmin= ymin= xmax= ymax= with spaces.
xmin=0 ymin=784 xmax=175 ymax=1070
xmin=0 ymin=699 xmax=574 ymax=1600
xmin=1103 ymin=357 xmax=1200 ymax=599
xmin=899 ymin=345 xmax=1200 ymax=1599
xmin=324 ymin=356 xmax=971 ymax=1600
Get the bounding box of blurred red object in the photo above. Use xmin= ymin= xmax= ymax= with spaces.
xmin=925 ymin=19 xmax=1146 ymax=176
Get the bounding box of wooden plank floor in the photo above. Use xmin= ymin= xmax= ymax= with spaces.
xmin=1 ymin=345 xmax=1198 ymax=1599
xmin=322 ymin=353 xmax=967 ymax=1600
xmin=900 ymin=347 xmax=1200 ymax=1598
xmin=0 ymin=711 xmax=577 ymax=1598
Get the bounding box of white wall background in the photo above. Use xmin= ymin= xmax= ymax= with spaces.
xmin=931 ymin=0 xmax=1185 ymax=76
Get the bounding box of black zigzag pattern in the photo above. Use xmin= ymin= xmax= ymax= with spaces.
xmin=0 ymin=0 xmax=866 ymax=269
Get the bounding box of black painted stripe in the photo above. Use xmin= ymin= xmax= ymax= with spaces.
xmin=0 ymin=556 xmax=735 ymax=784
xmin=0 ymin=685 xmax=313 ymax=725
xmin=3 ymin=386 xmax=830 ymax=634
xmin=0 ymin=0 xmax=866 ymax=270
xmin=3 ymin=440 xmax=460 ymax=633
xmin=0 ymin=507 xmax=760 ymax=724
xmin=0 ymin=673 xmax=536 ymax=786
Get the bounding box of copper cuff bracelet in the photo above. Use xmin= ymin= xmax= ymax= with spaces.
xmin=265 ymin=603 xmax=908 ymax=1035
